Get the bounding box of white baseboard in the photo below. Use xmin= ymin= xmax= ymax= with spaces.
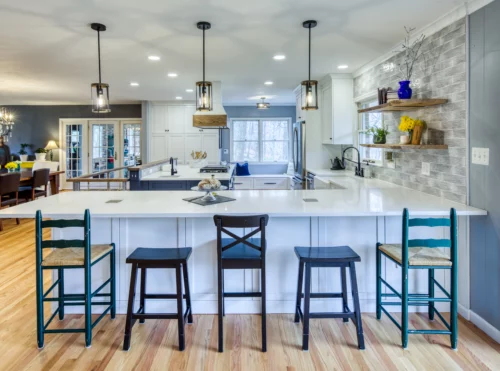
xmin=458 ymin=303 xmax=470 ymax=320
xmin=470 ymin=311 xmax=500 ymax=344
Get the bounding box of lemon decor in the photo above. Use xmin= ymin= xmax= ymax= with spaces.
xmin=5 ymin=161 xmax=18 ymax=172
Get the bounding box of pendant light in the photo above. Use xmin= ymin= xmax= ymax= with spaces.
xmin=256 ymin=97 xmax=270 ymax=110
xmin=90 ymin=23 xmax=111 ymax=113
xmin=301 ymin=20 xmax=318 ymax=111
xmin=196 ymin=21 xmax=213 ymax=111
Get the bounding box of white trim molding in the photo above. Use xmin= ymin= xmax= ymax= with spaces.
xmin=352 ymin=0 xmax=495 ymax=78
xmin=470 ymin=311 xmax=500 ymax=344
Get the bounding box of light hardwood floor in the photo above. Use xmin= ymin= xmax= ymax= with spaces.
xmin=1 ymin=219 xmax=500 ymax=371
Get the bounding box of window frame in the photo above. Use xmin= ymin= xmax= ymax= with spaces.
xmin=229 ymin=117 xmax=292 ymax=163
xmin=356 ymin=100 xmax=384 ymax=167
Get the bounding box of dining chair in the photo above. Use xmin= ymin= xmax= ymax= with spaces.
xmin=0 ymin=173 xmax=21 ymax=231
xmin=19 ymin=168 xmax=50 ymax=201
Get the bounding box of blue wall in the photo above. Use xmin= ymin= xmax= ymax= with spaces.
xmin=469 ymin=0 xmax=500 ymax=331
xmin=221 ymin=105 xmax=296 ymax=162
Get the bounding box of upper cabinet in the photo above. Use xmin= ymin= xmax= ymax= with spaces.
xmin=151 ymin=105 xmax=168 ymax=134
xmin=320 ymin=75 xmax=355 ymax=145
xmin=166 ymin=105 xmax=185 ymax=133
xmin=151 ymin=103 xmax=196 ymax=134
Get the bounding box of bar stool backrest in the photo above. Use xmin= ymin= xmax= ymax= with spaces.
xmin=402 ymin=208 xmax=457 ymax=266
xmin=0 ymin=172 xmax=21 ymax=196
xmin=35 ymin=209 xmax=91 ymax=267
xmin=32 ymin=168 xmax=50 ymax=189
xmin=213 ymin=214 xmax=269 ymax=257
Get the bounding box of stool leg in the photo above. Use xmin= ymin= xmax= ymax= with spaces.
xmin=428 ymin=269 xmax=435 ymax=320
xmin=294 ymin=260 xmax=304 ymax=323
xmin=36 ymin=265 xmax=44 ymax=349
xmin=349 ymin=262 xmax=365 ymax=350
xmin=84 ymin=260 xmax=92 ymax=348
xmin=139 ymin=268 xmax=146 ymax=324
xmin=340 ymin=266 xmax=349 ymax=323
xmin=110 ymin=247 xmax=116 ymax=319
xmin=261 ymin=259 xmax=267 ymax=352
xmin=451 ymin=259 xmax=458 ymax=349
xmin=182 ymin=262 xmax=193 ymax=324
xmin=302 ymin=262 xmax=312 ymax=351
xmin=376 ymin=243 xmax=382 ymax=320
xmin=58 ymin=268 xmax=65 ymax=320
xmin=176 ymin=265 xmax=185 ymax=351
xmin=402 ymin=260 xmax=409 ymax=349
xmin=218 ymin=263 xmax=224 ymax=352
xmin=222 ymin=270 xmax=225 ymax=317
xmin=123 ymin=263 xmax=138 ymax=351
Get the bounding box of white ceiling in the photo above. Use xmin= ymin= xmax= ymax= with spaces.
xmin=0 ymin=0 xmax=464 ymax=106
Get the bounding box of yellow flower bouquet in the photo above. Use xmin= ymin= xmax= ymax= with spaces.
xmin=398 ymin=116 xmax=425 ymax=144
xmin=5 ymin=162 xmax=18 ymax=172
xmin=399 ymin=116 xmax=416 ymax=134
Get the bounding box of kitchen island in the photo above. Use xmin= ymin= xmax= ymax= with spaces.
xmin=0 ymin=182 xmax=486 ymax=317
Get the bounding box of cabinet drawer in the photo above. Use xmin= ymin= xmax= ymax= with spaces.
xmin=233 ymin=177 xmax=253 ymax=190
xmin=253 ymin=177 xmax=289 ymax=190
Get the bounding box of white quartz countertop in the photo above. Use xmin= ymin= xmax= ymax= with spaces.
xmin=307 ymin=168 xmax=350 ymax=177
xmin=141 ymin=165 xmax=234 ymax=181
xmin=0 ymin=188 xmax=486 ymax=219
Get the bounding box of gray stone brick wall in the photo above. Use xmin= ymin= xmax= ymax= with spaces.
xmin=354 ymin=18 xmax=467 ymax=204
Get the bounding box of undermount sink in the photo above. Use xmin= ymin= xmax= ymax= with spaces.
xmin=159 ymin=174 xmax=180 ymax=178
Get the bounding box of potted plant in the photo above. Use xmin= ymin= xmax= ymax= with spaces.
xmin=397 ymin=27 xmax=425 ymax=99
xmin=398 ymin=115 xmax=416 ymax=144
xmin=35 ymin=148 xmax=47 ymax=161
xmin=365 ymin=125 xmax=390 ymax=144
xmin=19 ymin=143 xmax=31 ymax=162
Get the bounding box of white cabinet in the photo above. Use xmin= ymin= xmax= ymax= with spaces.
xmin=151 ymin=105 xmax=168 ymax=134
xmin=167 ymin=105 xmax=185 ymax=134
xmin=233 ymin=176 xmax=290 ymax=190
xmin=320 ymin=75 xmax=355 ymax=145
xmin=167 ymin=133 xmax=185 ymax=163
xmin=151 ymin=134 xmax=167 ymax=161
xmin=201 ymin=132 xmax=219 ymax=164
xmin=233 ymin=177 xmax=253 ymax=190
xmin=184 ymin=105 xmax=199 ymax=134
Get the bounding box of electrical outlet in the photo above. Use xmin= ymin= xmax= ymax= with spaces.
xmin=422 ymin=162 xmax=430 ymax=176
xmin=472 ymin=147 xmax=489 ymax=165
xmin=223 ymin=149 xmax=229 ymax=154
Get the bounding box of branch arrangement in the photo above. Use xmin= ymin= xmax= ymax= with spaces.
xmin=397 ymin=27 xmax=426 ymax=81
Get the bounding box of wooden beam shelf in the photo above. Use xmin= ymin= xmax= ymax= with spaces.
xmin=360 ymin=144 xmax=448 ymax=150
xmin=357 ymin=99 xmax=448 ymax=113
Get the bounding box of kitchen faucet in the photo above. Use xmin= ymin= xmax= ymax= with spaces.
xmin=342 ymin=146 xmax=364 ymax=178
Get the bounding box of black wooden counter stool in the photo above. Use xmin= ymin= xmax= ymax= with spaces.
xmin=123 ymin=247 xmax=193 ymax=351
xmin=214 ymin=214 xmax=269 ymax=353
xmin=35 ymin=209 xmax=116 ymax=349
xmin=294 ymin=246 xmax=365 ymax=351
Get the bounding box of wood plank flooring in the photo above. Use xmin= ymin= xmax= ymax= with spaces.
xmin=1 ymin=219 xmax=500 ymax=370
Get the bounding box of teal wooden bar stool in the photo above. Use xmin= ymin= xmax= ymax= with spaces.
xmin=376 ymin=208 xmax=458 ymax=349
xmin=35 ymin=209 xmax=116 ymax=348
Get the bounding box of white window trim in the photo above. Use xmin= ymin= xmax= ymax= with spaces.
xmin=356 ymin=101 xmax=384 ymax=167
xmin=229 ymin=117 xmax=292 ymax=163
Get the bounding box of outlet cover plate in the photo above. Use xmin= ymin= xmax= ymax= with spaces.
xmin=472 ymin=147 xmax=489 ymax=166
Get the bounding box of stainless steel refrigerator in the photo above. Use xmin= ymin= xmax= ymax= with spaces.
xmin=291 ymin=120 xmax=314 ymax=189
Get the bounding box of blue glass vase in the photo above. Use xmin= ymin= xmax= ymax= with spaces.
xmin=398 ymin=81 xmax=412 ymax=99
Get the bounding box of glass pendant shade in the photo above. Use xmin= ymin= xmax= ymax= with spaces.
xmin=301 ymin=80 xmax=318 ymax=110
xmin=91 ymin=83 xmax=111 ymax=113
xmin=257 ymin=97 xmax=270 ymax=109
xmin=196 ymin=81 xmax=213 ymax=111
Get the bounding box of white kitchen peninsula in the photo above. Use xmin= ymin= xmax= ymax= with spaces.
xmin=0 ymin=187 xmax=486 ymax=317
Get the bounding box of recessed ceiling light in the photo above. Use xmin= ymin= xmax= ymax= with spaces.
xmin=264 ymin=81 xmax=274 ymax=85
xmin=337 ymin=65 xmax=349 ymax=69
xmin=186 ymin=89 xmax=194 ymax=93
xmin=273 ymin=55 xmax=286 ymax=60
xmin=167 ymin=72 xmax=178 ymax=78
xmin=148 ymin=55 xmax=160 ymax=61
xmin=130 ymin=82 xmax=139 ymax=86
xmin=175 ymin=96 xmax=183 ymax=100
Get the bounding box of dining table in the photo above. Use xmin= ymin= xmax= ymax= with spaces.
xmin=0 ymin=169 xmax=65 ymax=195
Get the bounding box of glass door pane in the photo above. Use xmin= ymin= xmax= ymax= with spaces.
xmin=65 ymin=124 xmax=84 ymax=179
xmin=89 ymin=121 xmax=117 ymax=180
xmin=122 ymin=123 xmax=141 ymax=177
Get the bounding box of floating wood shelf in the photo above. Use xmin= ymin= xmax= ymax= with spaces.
xmin=360 ymin=144 xmax=448 ymax=150
xmin=357 ymin=99 xmax=448 ymax=113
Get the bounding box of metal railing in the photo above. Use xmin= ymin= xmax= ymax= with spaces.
xmin=67 ymin=166 xmax=129 ymax=191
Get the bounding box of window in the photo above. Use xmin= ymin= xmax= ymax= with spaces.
xmin=358 ymin=101 xmax=383 ymax=164
xmin=231 ymin=118 xmax=291 ymax=162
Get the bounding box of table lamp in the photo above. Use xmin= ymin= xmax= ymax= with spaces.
xmin=45 ymin=140 xmax=58 ymax=161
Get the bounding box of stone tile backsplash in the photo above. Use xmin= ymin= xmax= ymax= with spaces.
xmin=353 ymin=18 xmax=467 ymax=204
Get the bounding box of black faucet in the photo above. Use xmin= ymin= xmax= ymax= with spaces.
xmin=342 ymin=146 xmax=364 ymax=177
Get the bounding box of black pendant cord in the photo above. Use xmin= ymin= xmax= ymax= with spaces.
xmin=97 ymin=29 xmax=102 ymax=85
xmin=202 ymin=28 xmax=205 ymax=84
xmin=308 ymin=25 xmax=311 ymax=82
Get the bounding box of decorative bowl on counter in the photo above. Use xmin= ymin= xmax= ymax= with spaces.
xmin=191 ymin=175 xmax=226 ymax=202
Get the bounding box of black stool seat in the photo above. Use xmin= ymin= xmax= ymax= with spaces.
xmin=123 ymin=247 xmax=193 ymax=352
xmin=294 ymin=245 xmax=365 ymax=351
xmin=221 ymin=238 xmax=262 ymax=259
xmin=294 ymin=246 xmax=360 ymax=262
xmin=126 ymin=247 xmax=192 ymax=264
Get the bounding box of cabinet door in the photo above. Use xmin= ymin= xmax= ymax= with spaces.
xmin=167 ymin=105 xmax=185 ymax=134
xmin=184 ymin=133 xmax=203 ymax=162
xmin=295 ymin=92 xmax=303 ymax=121
xmin=184 ymin=105 xmax=199 ymax=134
xmin=331 ymin=78 xmax=354 ymax=144
xmin=151 ymin=105 xmax=168 ymax=134
xmin=151 ymin=133 xmax=167 ymax=161
xmin=321 ymin=85 xmax=333 ymax=144
xmin=202 ymin=132 xmax=220 ymax=164
xmin=167 ymin=133 xmax=185 ymax=164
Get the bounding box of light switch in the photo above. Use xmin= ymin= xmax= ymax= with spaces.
xmin=472 ymin=147 xmax=489 ymax=166
xmin=422 ymin=162 xmax=430 ymax=176
xmin=223 ymin=149 xmax=229 ymax=154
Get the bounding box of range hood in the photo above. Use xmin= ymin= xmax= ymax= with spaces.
xmin=193 ymin=81 xmax=227 ymax=128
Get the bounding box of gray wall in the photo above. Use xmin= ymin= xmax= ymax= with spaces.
xmin=220 ymin=105 xmax=296 ymax=162
xmin=469 ymin=0 xmax=500 ymax=331
xmin=354 ymin=18 xmax=467 ymax=203
xmin=3 ymin=104 xmax=141 ymax=160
